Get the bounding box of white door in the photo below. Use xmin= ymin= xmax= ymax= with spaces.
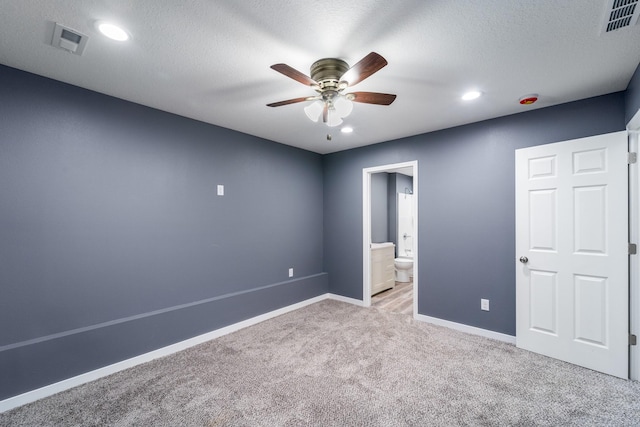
xmin=515 ymin=131 xmax=628 ymax=378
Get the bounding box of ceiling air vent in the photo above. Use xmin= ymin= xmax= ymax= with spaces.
xmin=602 ymin=0 xmax=640 ymax=33
xmin=51 ymin=23 xmax=88 ymax=55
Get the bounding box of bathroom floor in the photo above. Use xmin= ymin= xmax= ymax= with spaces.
xmin=371 ymin=281 xmax=413 ymax=316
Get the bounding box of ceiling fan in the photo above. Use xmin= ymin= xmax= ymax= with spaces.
xmin=267 ymin=52 xmax=396 ymax=127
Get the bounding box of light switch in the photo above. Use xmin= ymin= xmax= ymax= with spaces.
xmin=217 ymin=185 xmax=224 ymax=196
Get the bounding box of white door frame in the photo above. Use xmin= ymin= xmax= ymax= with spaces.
xmin=628 ymin=108 xmax=640 ymax=380
xmin=362 ymin=160 xmax=418 ymax=316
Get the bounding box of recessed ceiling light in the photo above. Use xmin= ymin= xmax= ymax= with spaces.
xmin=96 ymin=21 xmax=130 ymax=41
xmin=462 ymin=91 xmax=482 ymax=101
xmin=341 ymin=127 xmax=353 ymax=133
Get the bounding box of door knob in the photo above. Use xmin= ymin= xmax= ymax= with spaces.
xmin=519 ymin=256 xmax=528 ymax=264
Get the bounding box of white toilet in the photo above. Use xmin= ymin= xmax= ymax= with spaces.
xmin=394 ymin=257 xmax=413 ymax=283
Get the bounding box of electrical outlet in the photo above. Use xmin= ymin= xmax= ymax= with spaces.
xmin=217 ymin=185 xmax=224 ymax=196
xmin=288 ymin=268 xmax=293 ymax=278
xmin=481 ymin=299 xmax=490 ymax=311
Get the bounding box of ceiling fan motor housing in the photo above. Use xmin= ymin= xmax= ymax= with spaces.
xmin=310 ymin=58 xmax=349 ymax=90
xmin=266 ymin=52 xmax=395 ymax=113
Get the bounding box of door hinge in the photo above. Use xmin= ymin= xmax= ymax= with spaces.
xmin=631 ymin=334 xmax=637 ymax=346
xmin=629 ymin=243 xmax=637 ymax=255
xmin=628 ymin=152 xmax=637 ymax=164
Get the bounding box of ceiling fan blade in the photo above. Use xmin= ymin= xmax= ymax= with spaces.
xmin=267 ymin=97 xmax=313 ymax=107
xmin=340 ymin=52 xmax=388 ymax=87
xmin=270 ymin=63 xmax=318 ymax=87
xmin=323 ymin=103 xmax=328 ymax=123
xmin=349 ymin=92 xmax=397 ymax=105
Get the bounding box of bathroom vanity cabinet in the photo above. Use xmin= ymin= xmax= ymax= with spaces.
xmin=371 ymin=243 xmax=395 ymax=296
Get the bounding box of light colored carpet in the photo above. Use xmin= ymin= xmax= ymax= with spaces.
xmin=2 ymin=299 xmax=640 ymax=426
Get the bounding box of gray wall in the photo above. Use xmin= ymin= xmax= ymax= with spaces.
xmin=626 ymin=62 xmax=640 ymax=125
xmin=2 ymin=58 xmax=637 ymax=402
xmin=323 ymin=92 xmax=626 ymax=336
xmin=370 ymin=173 xmax=389 ymax=243
xmin=371 ymin=172 xmax=413 ymax=246
xmin=0 ymin=65 xmax=327 ymax=400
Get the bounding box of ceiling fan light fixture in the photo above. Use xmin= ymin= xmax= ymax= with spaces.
xmin=268 ymin=53 xmax=394 ymax=130
xmin=326 ymin=111 xmax=343 ymax=127
xmin=333 ymin=96 xmax=353 ymax=118
xmin=304 ymin=100 xmax=323 ymax=122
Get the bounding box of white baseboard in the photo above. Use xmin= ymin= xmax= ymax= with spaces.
xmin=1 ymin=293 xmax=515 ymax=413
xmin=414 ymin=313 xmax=516 ymax=344
xmin=327 ymin=293 xmax=515 ymax=344
xmin=326 ymin=293 xmax=366 ymax=307
xmin=0 ymin=293 xmax=329 ymax=413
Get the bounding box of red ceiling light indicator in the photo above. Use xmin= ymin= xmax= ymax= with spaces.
xmin=519 ymin=94 xmax=539 ymax=105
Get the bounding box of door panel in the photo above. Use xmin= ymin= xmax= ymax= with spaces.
xmin=516 ymin=131 xmax=628 ymax=378
xmin=574 ymin=274 xmax=607 ymax=346
xmin=529 ymin=269 xmax=558 ymax=335
xmin=529 ymin=189 xmax=557 ymax=251
xmin=574 ymin=186 xmax=607 ymax=254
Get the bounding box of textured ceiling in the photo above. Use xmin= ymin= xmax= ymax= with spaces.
xmin=1 ymin=0 xmax=639 ymax=154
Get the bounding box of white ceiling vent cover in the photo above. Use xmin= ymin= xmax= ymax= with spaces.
xmin=51 ymin=23 xmax=88 ymax=55
xmin=602 ymin=0 xmax=640 ymax=33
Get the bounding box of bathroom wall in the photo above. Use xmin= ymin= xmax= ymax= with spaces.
xmin=388 ymin=173 xmax=413 ymax=254
xmin=395 ymin=173 xmax=413 ymax=195
xmin=323 ymin=92 xmax=626 ymax=336
xmin=0 ymin=65 xmax=327 ymax=400
xmin=372 ymin=172 xmax=412 ymax=247
xmin=396 ymin=193 xmax=413 ymax=258
xmin=370 ymin=173 xmax=388 ymax=243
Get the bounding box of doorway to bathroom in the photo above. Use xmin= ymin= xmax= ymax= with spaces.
xmin=362 ymin=161 xmax=418 ymax=316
